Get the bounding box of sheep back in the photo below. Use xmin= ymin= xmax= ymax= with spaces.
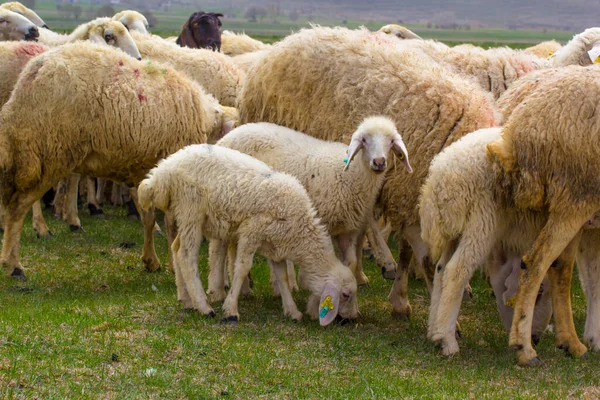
xmin=0 ymin=41 xmax=48 ymax=106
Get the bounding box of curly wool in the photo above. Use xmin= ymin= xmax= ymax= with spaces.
xmin=0 ymin=41 xmax=48 ymax=106
xmin=221 ymin=31 xmax=270 ymax=56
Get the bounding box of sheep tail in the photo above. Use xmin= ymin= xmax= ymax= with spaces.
xmin=137 ymin=173 xmax=170 ymax=212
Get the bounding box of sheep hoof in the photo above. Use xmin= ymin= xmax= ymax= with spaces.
xmin=532 ymin=334 xmax=541 ymax=347
xmin=391 ymin=310 xmax=410 ymax=320
xmin=36 ymin=231 xmax=52 ymax=239
xmin=88 ymin=204 xmax=105 ymax=217
xmin=221 ymin=316 xmax=238 ymax=324
xmin=381 ymin=267 xmax=396 ymax=280
xmin=455 ymin=329 xmax=462 ymax=340
xmin=69 ymin=224 xmax=82 ymax=232
xmin=10 ymin=268 xmax=26 ymax=281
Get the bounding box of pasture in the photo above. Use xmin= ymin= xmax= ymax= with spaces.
xmin=0 ymin=205 xmax=599 ymax=398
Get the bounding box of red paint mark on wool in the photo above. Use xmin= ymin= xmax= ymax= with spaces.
xmin=138 ymin=88 xmax=147 ymax=102
xmin=133 ymin=69 xmax=140 ymax=78
xmin=118 ymin=60 xmax=124 ymax=67
xmin=14 ymin=42 xmax=47 ymax=57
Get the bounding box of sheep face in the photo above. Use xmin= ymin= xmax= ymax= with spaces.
xmin=88 ymin=20 xmax=142 ymax=60
xmin=0 ymin=2 xmax=48 ymax=28
xmin=312 ymin=265 xmax=359 ymax=326
xmin=0 ymin=9 xmax=38 ymax=41
xmin=379 ymin=24 xmax=422 ymax=40
xmin=345 ymin=116 xmax=413 ymax=174
xmin=113 ymin=10 xmax=150 ymax=34
xmin=176 ymin=11 xmax=223 ymax=51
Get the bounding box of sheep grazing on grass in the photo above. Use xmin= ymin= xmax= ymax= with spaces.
xmin=524 ymin=40 xmax=562 ymax=58
xmin=0 ymin=8 xmax=39 ymax=41
xmin=113 ymin=10 xmax=149 ymax=34
xmin=484 ymin=66 xmax=600 ymax=366
xmin=221 ymin=30 xmax=270 ymax=56
xmin=420 ymin=127 xmax=554 ymax=357
xmin=378 ymin=24 xmax=422 ymax=40
xmin=217 ymin=118 xmax=411 ymax=290
xmin=176 ymin=11 xmax=223 ymax=51
xmin=137 ymin=144 xmax=359 ymax=323
xmin=0 ymin=42 xmax=237 ymax=279
xmin=36 ymin=17 xmax=141 ymax=60
xmin=0 ymin=2 xmax=47 ymax=28
xmin=238 ymin=26 xmax=498 ymax=317
xmin=130 ymin=30 xmax=243 ymax=108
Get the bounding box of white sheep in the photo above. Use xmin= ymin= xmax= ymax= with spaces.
xmin=0 ymin=8 xmax=38 ymax=41
xmin=548 ymin=28 xmax=600 ymax=66
xmin=0 ymin=42 xmax=237 ymax=279
xmin=215 ymin=117 xmax=412 ymax=292
xmin=378 ymin=24 xmax=422 ymax=40
xmin=137 ymin=144 xmax=359 ymax=324
xmin=0 ymin=2 xmax=47 ymax=28
xmin=221 ymin=30 xmax=270 ymax=56
xmin=113 ymin=10 xmax=149 ymax=34
xmin=419 ymin=127 xmax=554 ymax=356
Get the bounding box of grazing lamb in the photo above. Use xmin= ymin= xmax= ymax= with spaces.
xmin=215 ymin=117 xmax=412 ymax=295
xmin=137 ymin=144 xmax=359 ymax=324
xmin=378 ymin=24 xmax=422 ymax=40
xmin=0 ymin=2 xmax=47 ymax=28
xmin=0 ymin=8 xmax=38 ymax=41
xmin=523 ymin=40 xmax=562 ymax=58
xmin=238 ymin=26 xmax=498 ymax=318
xmin=130 ymin=30 xmax=243 ymax=108
xmin=0 ymin=42 xmax=237 ymax=279
xmin=420 ymin=127 xmax=555 ymax=357
xmin=37 ymin=17 xmax=141 ymax=60
xmin=485 ymin=66 xmax=600 ymax=366
xmin=221 ymin=30 xmax=270 ymax=56
xmin=113 ymin=10 xmax=149 ymax=34
xmin=176 ymin=11 xmax=223 ymax=51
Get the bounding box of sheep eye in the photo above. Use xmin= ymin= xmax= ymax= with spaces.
xmin=342 ymin=292 xmax=351 ymax=300
xmin=0 ymin=19 xmax=5 ymax=23
xmin=193 ymin=22 xmax=199 ymax=27
xmin=361 ymin=138 xmax=366 ymax=144
xmin=398 ymin=152 xmax=405 ymax=160
xmin=104 ymin=33 xmax=114 ymax=42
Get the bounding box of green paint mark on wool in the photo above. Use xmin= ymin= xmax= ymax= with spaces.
xmin=143 ymin=60 xmax=168 ymax=76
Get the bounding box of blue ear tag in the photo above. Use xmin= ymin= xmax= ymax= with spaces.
xmin=319 ymin=295 xmax=335 ymax=318
xmin=343 ymin=158 xmax=348 ymax=164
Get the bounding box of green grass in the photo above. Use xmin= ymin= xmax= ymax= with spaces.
xmin=0 ymin=205 xmax=599 ymax=398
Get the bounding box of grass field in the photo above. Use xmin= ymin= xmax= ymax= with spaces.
xmin=0 ymin=205 xmax=599 ymax=398
xmin=24 ymin=0 xmax=577 ymax=47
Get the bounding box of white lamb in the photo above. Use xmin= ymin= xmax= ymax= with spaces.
xmin=0 ymin=8 xmax=38 ymax=41
xmin=137 ymin=144 xmax=359 ymax=324
xmin=215 ymin=117 xmax=412 ymax=294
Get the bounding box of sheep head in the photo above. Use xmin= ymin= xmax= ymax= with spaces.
xmin=0 ymin=1 xmax=47 ymax=28
xmin=83 ymin=18 xmax=142 ymax=60
xmin=113 ymin=10 xmax=150 ymax=35
xmin=176 ymin=11 xmax=223 ymax=51
xmin=378 ymin=24 xmax=422 ymax=40
xmin=344 ymin=116 xmax=412 ymax=174
xmin=0 ymin=8 xmax=38 ymax=41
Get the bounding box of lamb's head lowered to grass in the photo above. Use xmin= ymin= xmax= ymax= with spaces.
xmin=0 ymin=8 xmax=38 ymax=41
xmin=344 ymin=116 xmax=412 ymax=174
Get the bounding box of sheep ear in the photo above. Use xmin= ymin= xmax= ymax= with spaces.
xmin=391 ymin=134 xmax=413 ymax=173
xmin=220 ymin=106 xmax=239 ymax=137
xmin=88 ymin=30 xmax=105 ymax=45
xmin=176 ymin=19 xmax=196 ymax=48
xmin=588 ymin=41 xmax=600 ymax=64
xmin=344 ymin=138 xmax=363 ymax=171
xmin=319 ymin=282 xmax=340 ymax=326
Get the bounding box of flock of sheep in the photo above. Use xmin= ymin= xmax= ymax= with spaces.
xmin=1 ymin=1 xmax=600 ymax=367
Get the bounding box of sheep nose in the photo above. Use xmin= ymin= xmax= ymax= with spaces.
xmin=371 ymin=157 xmax=387 ymax=172
xmin=137 ymin=57 xmax=142 ymax=61
xmin=25 ymin=26 xmax=39 ymax=40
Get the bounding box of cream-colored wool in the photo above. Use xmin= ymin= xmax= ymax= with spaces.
xmin=420 ymin=127 xmax=553 ymax=357
xmin=221 ymin=30 xmax=270 ymax=56
xmin=137 ymin=144 xmax=359 ymax=323
xmin=0 ymin=41 xmax=47 ymax=105
xmin=130 ymin=30 xmax=244 ymax=108
xmin=217 ymin=117 xmax=411 ymax=289
xmin=549 ymin=28 xmax=600 ymax=67
xmin=37 ymin=17 xmax=141 ymax=60
xmin=113 ymin=10 xmax=149 ymax=34
xmin=238 ymin=26 xmax=498 ymax=317
xmin=0 ymin=8 xmax=37 ymax=41
xmin=0 ymin=2 xmax=46 ymax=27
xmin=230 ymin=50 xmax=268 ymax=73
xmin=524 ymin=40 xmax=562 ymax=58
xmin=378 ymin=24 xmax=422 ymax=40
xmin=486 ymin=66 xmax=600 ymax=365
xmin=0 ymin=42 xmax=238 ymax=279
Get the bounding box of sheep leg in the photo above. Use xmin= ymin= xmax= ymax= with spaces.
xmin=366 ymin=215 xmax=396 ymax=280
xmin=110 ymin=182 xmax=122 ymax=206
xmin=354 ymin=230 xmax=369 ymax=286
xmin=164 ymin=211 xmax=177 ymax=273
xmin=129 ymin=187 xmax=161 ymax=272
xmin=578 ymin=229 xmax=600 ymax=351
xmin=286 ymin=260 xmax=298 ymax=292
xmin=269 ymin=259 xmax=303 ymax=321
xmin=510 ymin=211 xmax=592 ymax=366
xmin=86 ymin=177 xmax=104 ymax=216
xmin=545 ymin=230 xmax=586 ymax=357
xmin=388 ymin=238 xmax=413 ymax=319
xmin=337 ymin=232 xmax=367 ymax=285
xmin=207 ymin=239 xmax=228 ymax=303
xmin=173 ymin=229 xmax=214 ymax=316
xmin=222 ymin=238 xmax=258 ymax=322
xmin=1 ymin=191 xmax=46 ymax=278
xmin=31 ymin=201 xmax=51 ymax=239
xmin=62 ymin=173 xmax=82 ymax=230
xmin=52 ymin=178 xmax=67 ymax=218
xmin=171 ymin=234 xmax=192 ymax=307
xmin=96 ymin=178 xmax=107 ymax=205
xmin=227 ymin=239 xmax=252 ymax=296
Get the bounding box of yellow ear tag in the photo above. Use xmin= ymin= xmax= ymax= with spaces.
xmin=505 ymin=296 xmax=517 ymax=308
xmin=594 ymin=55 xmax=600 ymax=64
xmin=319 ymin=295 xmax=335 ymax=318
xmin=548 ymin=52 xmax=553 ymax=57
